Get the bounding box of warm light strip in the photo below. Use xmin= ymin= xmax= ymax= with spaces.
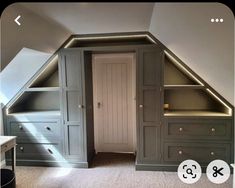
xmin=206 ymin=88 xmax=232 ymax=115
xmin=64 ymin=34 xmax=156 ymax=48
xmin=28 ymin=55 xmax=58 ymax=88
xmin=164 ymin=51 xmax=204 ymax=86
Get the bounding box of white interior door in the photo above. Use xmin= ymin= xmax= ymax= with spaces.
xmin=92 ymin=53 xmax=136 ymax=153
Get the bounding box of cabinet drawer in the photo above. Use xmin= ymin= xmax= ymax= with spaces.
xmin=164 ymin=142 xmax=231 ymax=163
xmin=16 ymin=143 xmax=62 ymax=161
xmin=164 ymin=119 xmax=231 ymax=140
xmin=10 ymin=122 xmax=61 ymax=143
xmin=1 ymin=139 xmax=16 ymax=153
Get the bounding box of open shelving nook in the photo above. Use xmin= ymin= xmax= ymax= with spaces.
xmin=6 ymin=56 xmax=60 ymax=115
xmin=163 ymin=51 xmax=232 ymax=117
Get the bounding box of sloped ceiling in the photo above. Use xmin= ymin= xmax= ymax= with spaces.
xmin=21 ymin=3 xmax=154 ymax=34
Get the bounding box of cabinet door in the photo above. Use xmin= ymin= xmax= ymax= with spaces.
xmin=59 ymin=50 xmax=85 ymax=161
xmin=137 ymin=46 xmax=163 ymax=163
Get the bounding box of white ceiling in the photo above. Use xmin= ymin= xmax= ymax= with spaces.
xmin=21 ymin=3 xmax=154 ymax=34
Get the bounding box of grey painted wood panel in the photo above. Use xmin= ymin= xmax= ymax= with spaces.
xmin=67 ymin=125 xmax=83 ymax=157
xmin=143 ymin=90 xmax=158 ymax=122
xmin=59 ymin=49 xmax=85 ymax=161
xmin=137 ymin=46 xmax=163 ymax=164
xmin=66 ymin=91 xmax=82 ymax=122
xmin=164 ymin=118 xmax=232 ymax=140
xmin=163 ymin=142 xmax=231 ymax=164
xmin=16 ymin=143 xmax=62 ymax=161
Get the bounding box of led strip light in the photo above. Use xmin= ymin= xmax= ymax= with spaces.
xmin=64 ymin=34 xmax=156 ymax=48
xmin=164 ymin=51 xmax=204 ymax=86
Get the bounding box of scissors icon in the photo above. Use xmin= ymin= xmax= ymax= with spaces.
xmin=213 ymin=166 xmax=224 ymax=177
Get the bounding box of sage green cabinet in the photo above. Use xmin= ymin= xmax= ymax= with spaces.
xmin=59 ymin=49 xmax=94 ymax=167
xmin=136 ymin=46 xmax=163 ymax=164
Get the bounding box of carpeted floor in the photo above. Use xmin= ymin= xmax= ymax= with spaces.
xmin=11 ymin=153 xmax=232 ymax=188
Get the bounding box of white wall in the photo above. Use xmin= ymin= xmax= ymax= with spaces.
xmin=1 ymin=3 xmax=71 ymax=69
xmin=150 ymin=3 xmax=234 ymax=105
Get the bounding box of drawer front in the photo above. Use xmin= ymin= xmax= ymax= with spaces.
xmin=16 ymin=143 xmax=62 ymax=161
xmin=164 ymin=142 xmax=231 ymax=163
xmin=1 ymin=140 xmax=16 ymax=153
xmin=164 ymin=119 xmax=231 ymax=140
xmin=9 ymin=122 xmax=61 ymax=143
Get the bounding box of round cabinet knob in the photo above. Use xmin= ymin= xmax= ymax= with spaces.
xmin=139 ymin=105 xmax=144 ymax=108
xmin=45 ymin=126 xmax=51 ymax=131
xmin=210 ymin=152 xmax=215 ymax=156
xmin=78 ymin=105 xmax=83 ymax=109
xmin=179 ymin=127 xmax=183 ymax=132
xmin=178 ymin=150 xmax=183 ymax=155
xmin=19 ymin=146 xmax=24 ymax=151
xmin=211 ymin=128 xmax=216 ymax=132
xmin=19 ymin=125 xmax=23 ymax=130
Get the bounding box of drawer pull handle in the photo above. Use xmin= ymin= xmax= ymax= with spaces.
xmin=45 ymin=126 xmax=51 ymax=131
xmin=210 ymin=152 xmax=215 ymax=156
xmin=139 ymin=104 xmax=144 ymax=108
xmin=19 ymin=125 xmax=23 ymax=130
xmin=179 ymin=127 xmax=183 ymax=132
xmin=19 ymin=146 xmax=24 ymax=151
xmin=211 ymin=128 xmax=216 ymax=132
xmin=48 ymin=149 xmax=53 ymax=154
xmin=178 ymin=150 xmax=183 ymax=155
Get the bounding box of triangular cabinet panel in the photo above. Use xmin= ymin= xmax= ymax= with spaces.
xmin=164 ymin=55 xmax=199 ymax=86
xmin=28 ymin=57 xmax=59 ymax=88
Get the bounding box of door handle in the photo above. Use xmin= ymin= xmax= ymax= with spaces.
xmin=97 ymin=102 xmax=101 ymax=108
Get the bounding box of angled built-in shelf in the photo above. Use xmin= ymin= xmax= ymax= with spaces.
xmin=164 ymin=110 xmax=231 ymax=117
xmin=164 ymin=85 xmax=204 ymax=90
xmin=163 ymin=51 xmax=232 ymax=117
xmin=8 ymin=110 xmax=61 ymax=116
xmin=25 ymin=87 xmax=60 ymax=92
xmin=7 ymin=56 xmax=60 ymax=115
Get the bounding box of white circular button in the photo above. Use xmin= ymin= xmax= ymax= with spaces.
xmin=178 ymin=159 xmax=202 ymax=184
xmin=206 ymin=160 xmax=230 ymax=184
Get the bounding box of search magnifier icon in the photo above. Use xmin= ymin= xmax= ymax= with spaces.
xmin=186 ymin=168 xmax=193 ymax=175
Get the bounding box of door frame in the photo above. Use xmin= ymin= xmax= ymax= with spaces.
xmin=92 ymin=52 xmax=136 ymax=153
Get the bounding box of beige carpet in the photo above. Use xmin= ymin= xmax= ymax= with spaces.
xmin=11 ymin=153 xmax=232 ymax=188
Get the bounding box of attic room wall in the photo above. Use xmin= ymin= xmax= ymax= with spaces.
xmin=1 ymin=3 xmax=71 ymax=70
xmin=149 ymin=3 xmax=234 ymax=105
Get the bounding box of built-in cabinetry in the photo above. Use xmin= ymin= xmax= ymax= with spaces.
xmin=4 ymin=58 xmax=63 ymax=166
xmin=3 ymin=32 xmax=233 ymax=170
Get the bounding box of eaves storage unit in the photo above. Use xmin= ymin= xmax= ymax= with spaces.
xmin=3 ymin=32 xmax=234 ymax=171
